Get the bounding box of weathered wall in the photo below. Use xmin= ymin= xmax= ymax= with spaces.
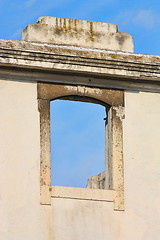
xmin=22 ymin=16 xmax=134 ymax=52
xmin=1 ymin=80 xmax=160 ymax=240
xmin=119 ymin=91 xmax=160 ymax=240
xmin=51 ymin=198 xmax=116 ymax=240
xmin=0 ymin=80 xmax=52 ymax=240
xmin=0 ymin=80 xmax=160 ymax=240
xmin=0 ymin=79 xmax=119 ymax=240
xmin=1 ymin=15 xmax=160 ymax=240
xmin=49 ymin=90 xmax=160 ymax=240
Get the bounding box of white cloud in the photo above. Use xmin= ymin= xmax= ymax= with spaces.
xmin=72 ymin=0 xmax=116 ymax=19
xmin=133 ymin=10 xmax=158 ymax=29
xmin=117 ymin=9 xmax=160 ymax=30
xmin=10 ymin=28 xmax=23 ymax=39
xmin=25 ymin=0 xmax=37 ymax=8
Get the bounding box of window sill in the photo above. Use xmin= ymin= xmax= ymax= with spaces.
xmin=51 ymin=186 xmax=114 ymax=202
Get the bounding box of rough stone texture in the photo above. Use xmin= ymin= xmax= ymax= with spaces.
xmin=86 ymin=171 xmax=106 ymax=189
xmin=22 ymin=16 xmax=134 ymax=52
xmin=37 ymin=83 xmax=124 ymax=106
xmin=0 ymin=39 xmax=159 ymax=92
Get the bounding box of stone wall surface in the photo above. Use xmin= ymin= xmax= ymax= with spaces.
xmin=22 ymin=16 xmax=134 ymax=52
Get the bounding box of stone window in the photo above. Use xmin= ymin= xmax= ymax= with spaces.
xmin=38 ymin=82 xmax=124 ymax=210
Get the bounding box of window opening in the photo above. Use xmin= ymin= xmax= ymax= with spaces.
xmin=50 ymin=99 xmax=106 ymax=188
xmin=38 ymin=83 xmax=124 ymax=210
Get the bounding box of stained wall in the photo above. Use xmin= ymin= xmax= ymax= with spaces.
xmin=1 ymin=80 xmax=160 ymax=240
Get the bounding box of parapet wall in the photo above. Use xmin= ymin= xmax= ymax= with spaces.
xmin=22 ymin=16 xmax=134 ymax=52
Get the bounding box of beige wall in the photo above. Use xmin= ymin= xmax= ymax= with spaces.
xmin=50 ymin=90 xmax=160 ymax=240
xmin=0 ymin=80 xmax=51 ymax=240
xmin=51 ymin=198 xmax=115 ymax=240
xmin=1 ymin=80 xmax=160 ymax=240
xmin=120 ymin=91 xmax=160 ymax=240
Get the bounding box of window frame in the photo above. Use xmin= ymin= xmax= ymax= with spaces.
xmin=38 ymin=83 xmax=124 ymax=211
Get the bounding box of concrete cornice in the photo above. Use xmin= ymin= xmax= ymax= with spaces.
xmin=0 ymin=39 xmax=160 ymax=92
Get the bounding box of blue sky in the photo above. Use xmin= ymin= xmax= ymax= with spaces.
xmin=0 ymin=0 xmax=160 ymax=55
xmin=1 ymin=0 xmax=160 ymax=187
xmin=50 ymin=100 xmax=106 ymax=187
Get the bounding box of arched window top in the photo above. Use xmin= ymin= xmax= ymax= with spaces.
xmin=53 ymin=95 xmax=110 ymax=108
xmin=37 ymin=83 xmax=124 ymax=107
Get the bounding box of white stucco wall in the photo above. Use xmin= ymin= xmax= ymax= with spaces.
xmin=50 ymin=90 xmax=160 ymax=240
xmin=120 ymin=90 xmax=160 ymax=240
xmin=0 ymin=80 xmax=51 ymax=240
xmin=1 ymin=80 xmax=160 ymax=240
xmin=51 ymin=198 xmax=115 ymax=240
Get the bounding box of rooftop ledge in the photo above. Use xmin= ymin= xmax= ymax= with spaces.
xmin=0 ymin=38 xmax=160 ymax=92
